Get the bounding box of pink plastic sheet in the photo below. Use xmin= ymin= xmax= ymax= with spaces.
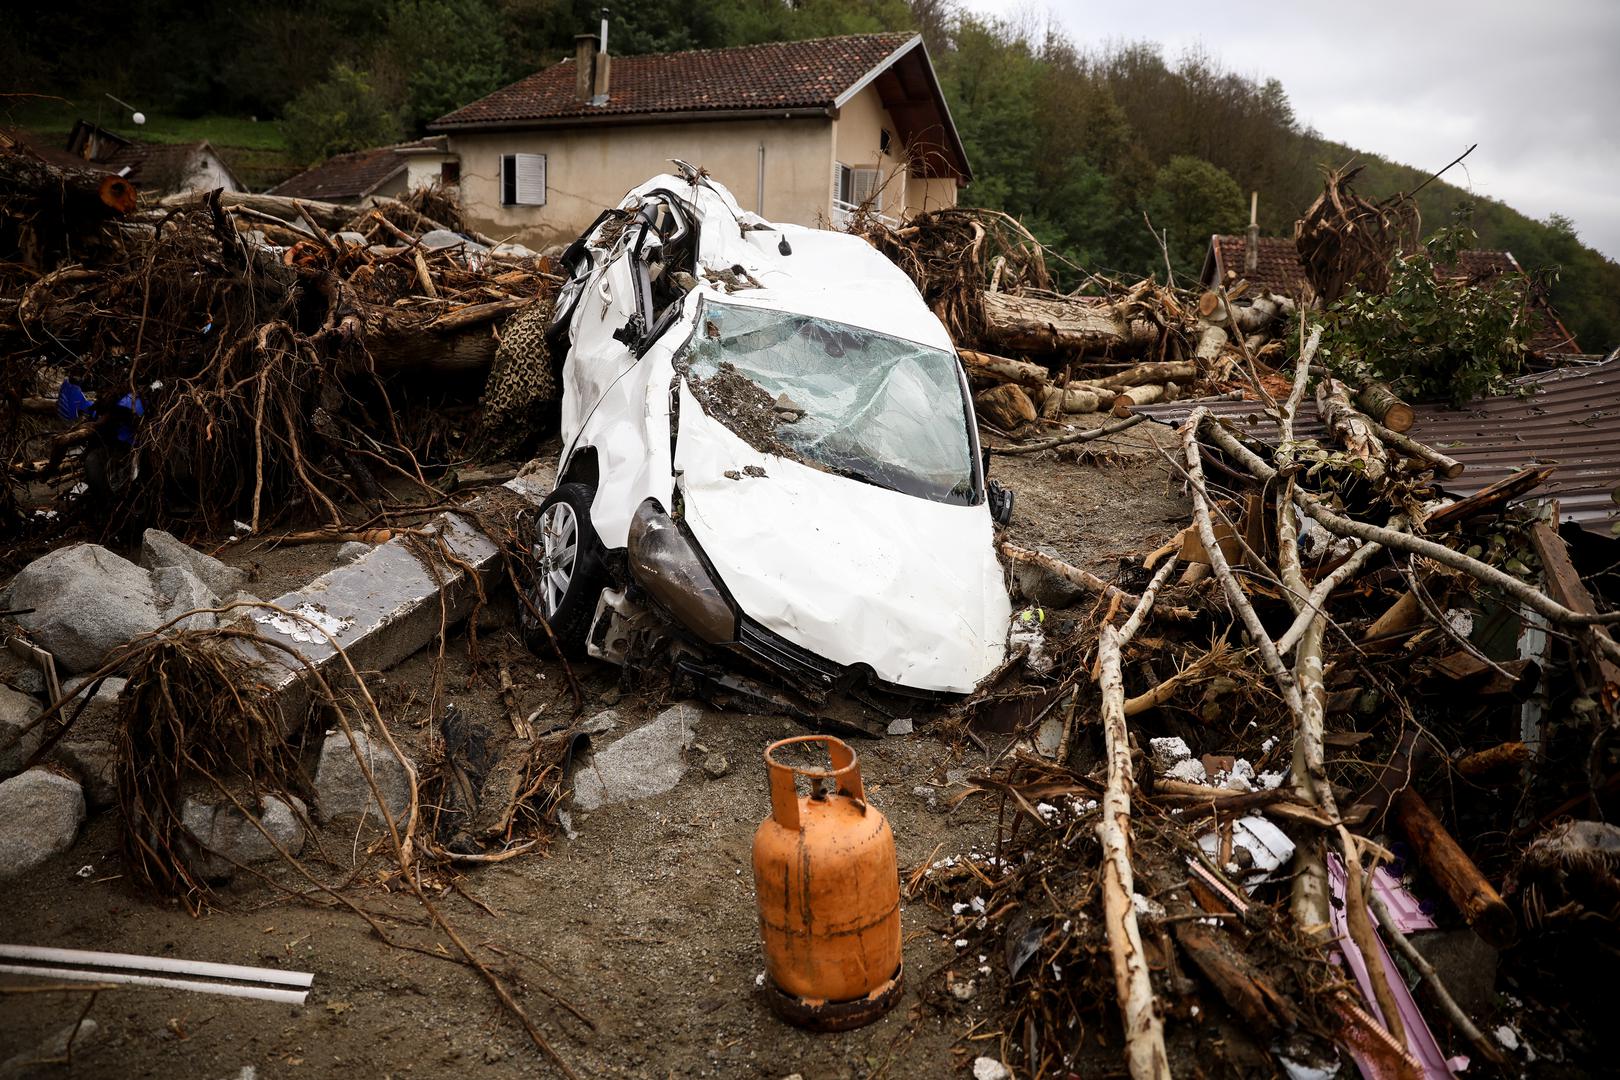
xmin=1328 ymin=855 xmax=1468 ymax=1079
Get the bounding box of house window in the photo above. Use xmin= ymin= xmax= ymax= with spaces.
xmin=880 ymin=129 xmax=892 ymax=156
xmin=500 ymin=153 xmax=546 ymax=206
xmin=440 ymin=160 xmax=461 ymax=185
xmin=833 ymin=163 xmax=882 ymax=212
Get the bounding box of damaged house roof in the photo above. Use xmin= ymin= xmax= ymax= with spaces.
xmin=429 ymin=32 xmax=971 ymax=179
xmin=267 ymin=140 xmax=446 ymax=201
xmin=1203 ymin=234 xmax=1582 ymax=355
xmin=1138 ymin=358 xmax=1620 ymax=536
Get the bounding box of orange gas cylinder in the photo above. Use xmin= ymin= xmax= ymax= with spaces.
xmin=751 ymin=735 xmax=903 ymax=1031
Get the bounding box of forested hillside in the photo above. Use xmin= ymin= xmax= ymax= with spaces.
xmin=7 ymin=0 xmax=1617 ymax=348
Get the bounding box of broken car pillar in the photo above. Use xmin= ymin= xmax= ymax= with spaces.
xmin=751 ymin=735 xmax=902 ymax=1030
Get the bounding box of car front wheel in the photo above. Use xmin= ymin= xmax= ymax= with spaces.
xmin=520 ymin=482 xmax=607 ymax=658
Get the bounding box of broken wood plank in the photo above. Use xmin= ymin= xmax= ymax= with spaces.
xmin=1426 ymin=465 xmax=1555 ymax=531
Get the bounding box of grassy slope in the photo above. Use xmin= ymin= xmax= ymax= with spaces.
xmin=3 ymin=96 xmax=299 ymax=192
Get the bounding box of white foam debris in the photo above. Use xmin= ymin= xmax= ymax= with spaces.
xmin=253 ymin=602 xmax=351 ymax=643
xmin=1149 ymin=736 xmax=1193 ymax=773
xmin=1166 ymin=758 xmax=1208 ymax=784
xmin=1494 ymin=1025 xmax=1519 ymax=1051
xmin=1258 ymin=770 xmax=1286 ymax=790
xmin=1199 ymin=815 xmax=1296 ymax=884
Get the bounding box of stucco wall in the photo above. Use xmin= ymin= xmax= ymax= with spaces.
xmin=832 ymin=85 xmax=908 ymax=214
xmin=188 ymin=151 xmax=242 ymax=193
xmin=404 ymin=155 xmax=451 ymax=190
xmin=450 ymin=117 xmax=834 ymax=249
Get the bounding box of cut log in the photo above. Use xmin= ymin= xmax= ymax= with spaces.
xmin=1457 ymin=742 xmax=1530 ymax=783
xmin=1111 ymin=384 xmax=1165 ymax=417
xmin=1392 ymin=787 xmax=1517 ymax=947
xmin=1354 ymin=382 xmax=1415 ymax=432
xmin=980 ymin=291 xmax=1158 ymax=355
xmin=1363 ymin=590 xmax=1422 ymax=640
xmin=1315 ymin=376 xmax=1387 ymax=481
xmin=1047 ymin=385 xmax=1103 ymax=415
xmin=958 ymin=349 xmax=1050 ymax=390
xmin=974 ymin=383 xmax=1037 ymax=430
xmin=1073 ymin=361 xmax=1197 ymax=392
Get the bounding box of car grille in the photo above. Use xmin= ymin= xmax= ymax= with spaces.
xmin=733 ymin=617 xmax=843 ymax=692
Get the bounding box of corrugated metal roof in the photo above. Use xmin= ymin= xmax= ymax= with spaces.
xmin=1137 ymin=359 xmax=1620 ymax=536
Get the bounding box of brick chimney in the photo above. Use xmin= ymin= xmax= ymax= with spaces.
xmin=574 ymin=34 xmax=596 ymax=102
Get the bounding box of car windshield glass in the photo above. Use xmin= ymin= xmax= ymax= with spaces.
xmin=680 ymin=300 xmax=979 ymax=504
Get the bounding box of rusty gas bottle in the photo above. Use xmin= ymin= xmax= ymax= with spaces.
xmin=751 ymin=734 xmax=903 ymax=1031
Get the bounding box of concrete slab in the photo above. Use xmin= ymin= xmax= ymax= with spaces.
xmin=237 ymin=478 xmax=545 ymax=726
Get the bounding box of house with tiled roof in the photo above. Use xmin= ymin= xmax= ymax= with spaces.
xmin=1202 ymin=233 xmax=1581 ymax=356
xmin=62 ymin=121 xmax=242 ymax=195
xmin=427 ymin=29 xmax=971 ymax=248
xmin=269 ymin=138 xmax=456 ymax=204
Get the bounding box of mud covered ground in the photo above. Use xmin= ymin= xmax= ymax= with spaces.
xmin=0 ymin=422 xmax=1188 ymax=1079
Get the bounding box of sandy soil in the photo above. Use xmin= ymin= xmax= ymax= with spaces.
xmin=0 ymin=421 xmax=1185 ymax=1079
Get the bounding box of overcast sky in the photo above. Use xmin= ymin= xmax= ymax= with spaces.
xmin=963 ymin=0 xmax=1620 ymax=262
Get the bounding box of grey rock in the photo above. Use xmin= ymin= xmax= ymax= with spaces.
xmin=1012 ymin=544 xmax=1086 ymax=608
xmin=598 ymin=685 xmax=623 ymax=707
xmin=152 ymin=565 xmax=220 ymax=632
xmin=2 ymin=544 xmax=162 ymax=672
xmin=0 ymin=769 xmax=85 ymax=879
xmin=701 ymin=752 xmax=730 ymax=779
xmin=886 ymin=717 xmax=914 ymax=736
xmin=1 ymin=1018 xmax=99 ymax=1076
xmin=182 ymin=794 xmax=308 ymax=879
xmin=335 ymin=542 xmax=372 ymax=564
xmin=580 ymin=709 xmax=619 ymax=736
xmin=913 ymin=785 xmax=941 ymax=811
xmin=1410 ymin=928 xmax=1498 ymax=1017
xmin=0 ymin=685 xmax=43 ymax=777
xmin=7 ymin=669 xmax=45 ymax=697
xmin=62 ymin=675 xmax=128 ymax=704
xmin=572 ymin=703 xmax=697 ymax=810
xmin=314 ymin=730 xmax=414 ymax=824
xmin=140 ymin=528 xmax=248 ymax=599
xmin=55 ymin=738 xmax=118 ymax=810
xmin=419 ymin=229 xmax=488 ymax=254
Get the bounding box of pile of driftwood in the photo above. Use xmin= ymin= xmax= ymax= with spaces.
xmin=0 ymin=147 xmax=557 ymax=547
xmin=923 ymin=326 xmax=1620 ymax=1077
xmin=855 ymin=208 xmax=1302 ymax=432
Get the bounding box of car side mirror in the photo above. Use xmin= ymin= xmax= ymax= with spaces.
xmin=988 ymin=480 xmax=1014 ymax=526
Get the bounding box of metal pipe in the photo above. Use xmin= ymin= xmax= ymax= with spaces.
xmin=0 ymin=944 xmax=313 ymax=988
xmin=757 ymin=141 xmax=766 ymax=216
xmin=599 ymin=8 xmax=609 ymax=53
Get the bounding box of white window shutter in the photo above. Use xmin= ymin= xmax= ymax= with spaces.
xmin=850 ymin=167 xmax=881 ymax=211
xmin=513 ymin=153 xmax=546 ymax=206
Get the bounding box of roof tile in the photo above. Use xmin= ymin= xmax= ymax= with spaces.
xmin=269 ymin=145 xmax=408 ymax=201
xmin=432 ymin=33 xmax=916 ymax=128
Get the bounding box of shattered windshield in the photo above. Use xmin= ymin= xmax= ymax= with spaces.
xmin=679 ymin=301 xmax=980 ymax=504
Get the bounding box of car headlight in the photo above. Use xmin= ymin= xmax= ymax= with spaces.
xmin=627 ymin=499 xmax=736 ymax=645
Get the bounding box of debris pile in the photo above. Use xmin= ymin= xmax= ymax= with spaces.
xmin=916 ymin=314 xmax=1618 ymax=1074
xmin=854 ymin=207 xmax=1299 ymax=433
xmin=1 ymin=148 xmax=558 ymax=545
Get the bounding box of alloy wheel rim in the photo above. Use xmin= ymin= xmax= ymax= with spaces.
xmin=533 ymin=502 xmax=578 ymax=618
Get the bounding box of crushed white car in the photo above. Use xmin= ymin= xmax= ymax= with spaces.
xmin=522 ymin=166 xmax=1013 ymax=712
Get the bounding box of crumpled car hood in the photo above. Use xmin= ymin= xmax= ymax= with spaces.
xmin=673 ymin=383 xmax=1011 ymax=693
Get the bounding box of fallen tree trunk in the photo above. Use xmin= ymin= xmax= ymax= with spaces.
xmin=1044 ymin=385 xmax=1104 ymax=415
xmin=1112 ymin=384 xmax=1167 ymax=417
xmin=1354 ymin=382 xmax=1415 ymax=433
xmin=981 ymin=291 xmax=1159 ymax=355
xmin=1074 ymin=361 xmax=1197 ymax=392
xmin=1364 ymin=417 xmax=1463 ymax=478
xmin=975 ymin=383 xmax=1037 ymax=430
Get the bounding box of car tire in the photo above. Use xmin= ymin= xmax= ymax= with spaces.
xmin=520 ymin=482 xmax=608 ymax=659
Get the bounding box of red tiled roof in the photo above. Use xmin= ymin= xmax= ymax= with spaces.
xmin=1206 ymin=235 xmax=1581 ymax=355
xmin=269 ymin=145 xmax=407 ymax=200
xmin=100 ymin=142 xmax=208 ymax=189
xmin=0 ymin=127 xmax=110 ymax=173
xmin=432 ymin=33 xmax=917 ymax=128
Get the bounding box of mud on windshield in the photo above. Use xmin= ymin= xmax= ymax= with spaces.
xmin=676 ymin=301 xmax=982 ymax=505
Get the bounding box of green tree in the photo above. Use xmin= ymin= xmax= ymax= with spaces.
xmin=281 ymin=64 xmax=403 ymax=164
xmin=384 ymin=0 xmax=510 ymax=130
xmin=1144 ymin=156 xmax=1245 ymax=281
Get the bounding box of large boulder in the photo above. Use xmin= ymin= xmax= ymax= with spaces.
xmin=313 ymin=730 xmax=415 ymax=824
xmin=54 ymin=737 xmax=119 ymax=810
xmin=0 ymin=769 xmax=85 ymax=880
xmin=152 ymin=565 xmax=220 ymax=632
xmin=0 ymin=685 xmax=43 ymax=777
xmin=572 ymin=703 xmax=698 ymax=811
xmin=140 ymin=528 xmax=248 ymax=599
xmin=2 ymin=544 xmax=162 ymax=672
